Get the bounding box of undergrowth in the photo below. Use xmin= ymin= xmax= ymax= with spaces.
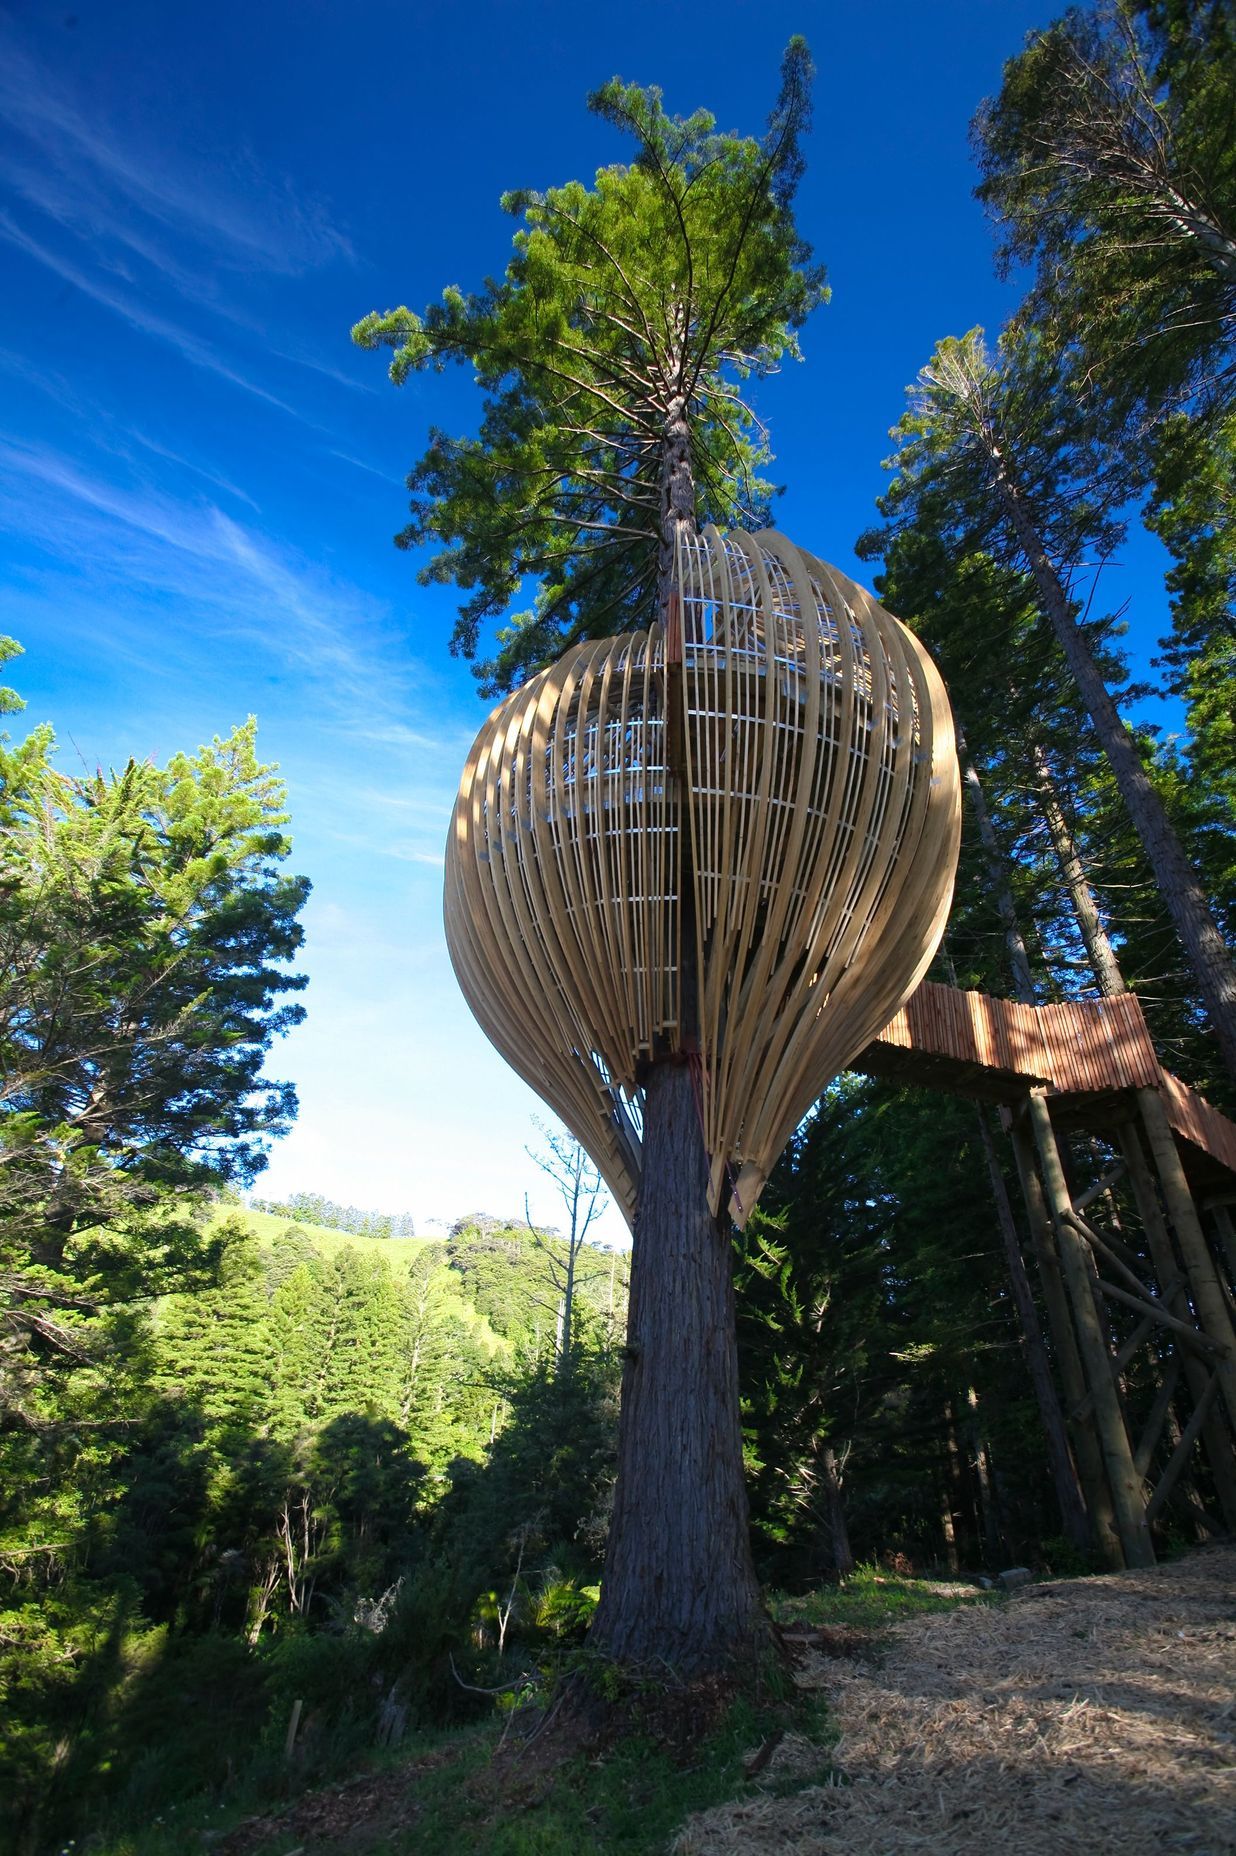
xmin=770 ymin=1562 xmax=997 ymax=1632
xmin=87 ymin=1692 xmax=835 ymax=1856
xmin=83 ymin=1569 xmax=993 ymax=1856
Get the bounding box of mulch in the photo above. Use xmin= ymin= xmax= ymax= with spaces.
xmin=672 ymin=1545 xmax=1236 ymax=1855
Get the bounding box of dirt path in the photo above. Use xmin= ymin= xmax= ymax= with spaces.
xmin=675 ymin=1546 xmax=1236 ymax=1855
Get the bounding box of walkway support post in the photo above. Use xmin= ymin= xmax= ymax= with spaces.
xmin=1026 ymin=1092 xmax=1155 ymax=1568
xmin=977 ymin=1111 xmax=1090 ymax=1551
xmin=1117 ymin=1124 xmax=1236 ymax=1529
xmin=1137 ymin=1087 xmax=1236 ymax=1436
xmin=1008 ymin=1117 xmax=1123 ymax=1565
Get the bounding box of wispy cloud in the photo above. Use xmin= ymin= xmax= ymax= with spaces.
xmin=329 ymin=447 xmax=407 ymax=486
xmin=0 ymin=437 xmax=438 ymax=742
xmin=0 ymin=27 xmax=352 ymax=277
xmin=0 ymin=213 xmax=303 ymax=414
xmin=125 ymin=432 xmax=262 ymax=513
xmin=0 ymin=20 xmax=359 ymax=407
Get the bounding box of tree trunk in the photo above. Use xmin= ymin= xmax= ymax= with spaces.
xmin=1026 ymin=1091 xmax=1156 ymax=1568
xmin=1033 ymin=746 xmax=1236 ymax=1519
xmin=958 ymin=734 xmax=1037 ymax=1001
xmin=1032 ymin=745 xmax=1126 ymax=998
xmin=818 ymin=1444 xmax=855 ymax=1578
xmin=558 ymin=1240 xmax=575 ymax=1378
xmin=1136 ymin=1086 xmax=1236 ymax=1436
xmin=967 ymin=1386 xmax=1002 ymax=1565
xmin=655 ymin=363 xmax=696 ymax=618
xmin=954 ymin=745 xmax=1094 ymax=1551
xmin=1117 ymin=1122 xmax=1236 ymax=1530
xmin=939 ymin=1484 xmax=960 ymax=1574
xmin=975 ymin=1107 xmax=1090 ymax=1551
xmin=589 ymin=356 xmax=773 ymax=1677
xmin=589 ymin=1057 xmax=769 ymax=1672
xmin=989 ymin=459 xmax=1236 ymax=1080
xmin=1213 ymin=1204 xmax=1236 ymax=1292
xmin=1009 ymin=1119 xmax=1123 ymax=1565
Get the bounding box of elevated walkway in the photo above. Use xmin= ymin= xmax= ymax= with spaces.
xmin=858 ymin=981 xmax=1236 ymax=1195
xmin=856 ymin=983 xmax=1236 ymax=1566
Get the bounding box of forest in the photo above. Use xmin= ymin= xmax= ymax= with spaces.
xmin=2 ymin=2 xmax=1235 ymax=1852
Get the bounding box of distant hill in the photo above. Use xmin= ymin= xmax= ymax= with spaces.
xmin=238 ymin=1205 xmax=435 ymax=1263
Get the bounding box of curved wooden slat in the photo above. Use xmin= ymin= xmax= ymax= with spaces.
xmin=443 ymin=527 xmax=962 ymax=1229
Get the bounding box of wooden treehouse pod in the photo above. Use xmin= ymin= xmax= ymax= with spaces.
xmin=444 ymin=526 xmax=962 ymax=1228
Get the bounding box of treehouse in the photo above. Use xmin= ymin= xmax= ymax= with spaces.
xmin=443 ymin=524 xmax=962 ymax=1227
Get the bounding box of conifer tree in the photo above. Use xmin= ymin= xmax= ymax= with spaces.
xmin=154 ymin=1220 xmax=275 ymax=1433
xmin=872 ymin=326 xmax=1236 ymax=1079
xmin=355 ymin=48 xmax=825 ymax=1676
xmin=973 ymin=0 xmax=1236 ymax=423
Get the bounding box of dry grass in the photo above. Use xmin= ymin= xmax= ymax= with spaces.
xmin=674 ymin=1545 xmax=1236 ymax=1855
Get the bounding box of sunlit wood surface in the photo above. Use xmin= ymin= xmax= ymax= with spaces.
xmin=863 ymin=979 xmax=1236 ymax=1179
xmin=444 ymin=526 xmax=962 ymax=1228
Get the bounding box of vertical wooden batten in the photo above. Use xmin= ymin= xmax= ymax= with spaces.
xmin=444 ymin=526 xmax=962 ymax=1232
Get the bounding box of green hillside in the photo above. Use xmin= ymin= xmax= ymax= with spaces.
xmin=236 ymin=1204 xmax=435 ymax=1259
xmin=231 ymin=1205 xmax=509 ymax=1356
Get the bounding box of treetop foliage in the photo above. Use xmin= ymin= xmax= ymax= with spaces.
xmin=973 ymin=1 xmax=1236 ymax=418
xmin=353 ymin=40 xmax=826 ymax=691
xmin=0 ymin=680 xmax=309 ymax=1420
xmin=864 ymin=324 xmax=1128 ymax=586
xmin=0 ymin=635 xmax=24 ymax=717
xmin=252 ymin=1191 xmax=418 ymax=1239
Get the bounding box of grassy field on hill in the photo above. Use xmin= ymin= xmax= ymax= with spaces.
xmin=227 ymin=1206 xmax=509 ymax=1355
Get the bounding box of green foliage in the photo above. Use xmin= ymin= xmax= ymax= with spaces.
xmin=770 ymin=1564 xmax=995 ymax=1632
xmin=1 ymin=1192 xmax=626 ymax=1852
xmin=353 ymin=43 xmax=825 ymax=690
xmin=253 ymin=1189 xmax=418 ymax=1237
xmin=739 ymin=1079 xmax=1058 ymax=1579
xmin=965 ymin=6 xmax=1236 ymax=1062
xmin=867 ymin=323 xmax=1127 ymax=583
xmin=88 ymin=1689 xmax=835 ymax=1856
xmin=974 ymin=1 xmax=1236 ymax=421
xmin=434 ymin=1350 xmax=619 ymax=1596
xmin=1146 ymin=408 xmax=1236 ymax=933
xmin=858 ymin=319 xmax=1234 ymax=1090
xmin=0 ymin=634 xmax=25 ymax=715
xmin=0 ymin=707 xmax=309 ymax=1435
xmin=445 ymin=1216 xmax=619 ymax=1358
xmin=0 ymin=686 xmax=316 ymax=1849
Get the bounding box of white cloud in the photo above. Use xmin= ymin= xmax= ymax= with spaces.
xmin=0 ymin=213 xmax=303 ymax=414
xmin=0 ymin=26 xmax=352 ymax=276
xmin=0 ymin=437 xmax=441 ymax=757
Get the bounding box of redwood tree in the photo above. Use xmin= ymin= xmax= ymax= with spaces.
xmin=354 ymin=49 xmax=825 ymax=1672
xmin=871 ymin=326 xmax=1236 ymax=1081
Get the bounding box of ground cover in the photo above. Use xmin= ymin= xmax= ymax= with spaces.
xmin=85 ymin=1551 xmax=1234 ymax=1854
xmin=84 ymin=1571 xmax=975 ymax=1855
xmin=676 ymin=1545 xmax=1236 ymax=1854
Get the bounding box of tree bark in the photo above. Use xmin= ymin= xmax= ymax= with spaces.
xmin=1010 ymin=1120 xmax=1124 ymax=1566
xmin=588 ymin=352 xmax=774 ymax=1677
xmin=1136 ymin=1086 xmax=1236 ymax=1436
xmin=589 ymin=1057 xmax=769 ymax=1672
xmin=958 ymin=734 xmax=1037 ymax=1001
xmin=1117 ymin=1122 xmax=1236 ymax=1530
xmin=1026 ymin=1090 xmax=1156 ymax=1568
xmin=1032 ymin=745 xmax=1127 ymax=998
xmin=976 ymin=1107 xmax=1090 ymax=1551
xmin=955 ymin=743 xmax=1095 ymax=1552
xmin=817 ymin=1444 xmax=855 ymax=1578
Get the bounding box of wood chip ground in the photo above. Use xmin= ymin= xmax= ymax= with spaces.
xmin=674 ymin=1546 xmax=1236 ymax=1855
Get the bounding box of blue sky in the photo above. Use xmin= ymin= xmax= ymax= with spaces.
xmin=0 ymin=0 xmax=1178 ymax=1244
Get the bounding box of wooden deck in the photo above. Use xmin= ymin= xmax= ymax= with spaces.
xmin=857 ymin=980 xmax=1236 ymax=1184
